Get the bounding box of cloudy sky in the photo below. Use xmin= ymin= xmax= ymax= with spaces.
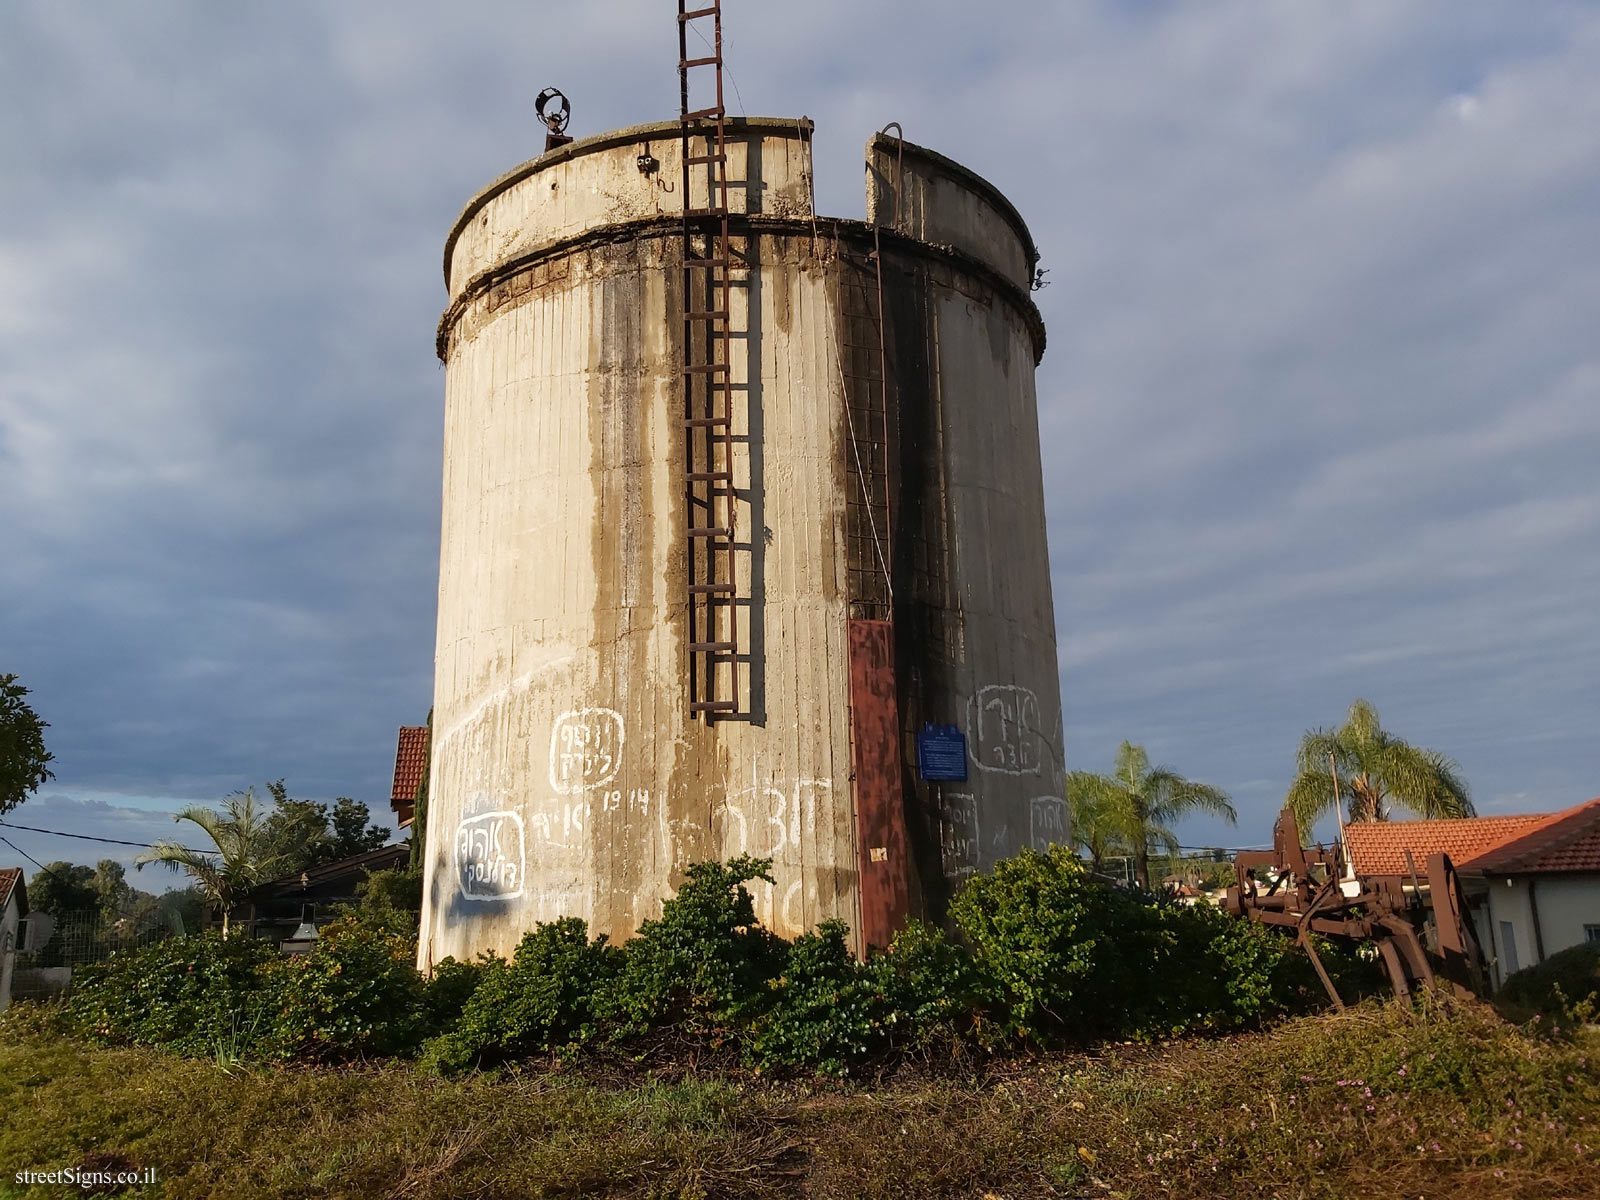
xmin=2 ymin=1 xmax=1597 ymax=882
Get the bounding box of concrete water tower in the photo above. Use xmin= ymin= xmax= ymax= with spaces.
xmin=420 ymin=15 xmax=1064 ymax=966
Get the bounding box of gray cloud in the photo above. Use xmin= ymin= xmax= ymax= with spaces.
xmin=1 ymin=1 xmax=1596 ymax=875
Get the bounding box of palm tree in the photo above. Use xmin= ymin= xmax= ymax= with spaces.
xmin=136 ymin=788 xmax=293 ymax=936
xmin=1066 ymin=741 xmax=1236 ymax=889
xmin=1286 ymin=699 xmax=1473 ymax=827
xmin=1068 ymin=776 xmax=1131 ymax=876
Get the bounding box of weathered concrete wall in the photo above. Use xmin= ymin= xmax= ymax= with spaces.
xmin=866 ymin=132 xmax=1038 ymax=292
xmin=426 ymin=122 xmax=862 ymax=966
xmin=446 ymin=118 xmax=817 ymax=296
xmin=423 ymin=117 xmax=1061 ymax=965
xmin=859 ymin=139 xmax=1064 ymax=912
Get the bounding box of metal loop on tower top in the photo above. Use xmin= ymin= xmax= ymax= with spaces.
xmin=536 ymin=87 xmax=572 ymax=151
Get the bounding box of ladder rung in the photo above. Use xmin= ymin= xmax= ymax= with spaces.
xmin=690 ymin=700 xmax=738 ymax=713
xmin=684 ymin=417 xmax=730 ymax=428
xmin=684 ymin=257 xmax=731 ymax=268
xmin=687 ymin=526 xmax=731 ymax=538
xmin=680 ymin=56 xmax=720 ymax=68
xmin=682 ymin=363 xmax=728 ymax=374
xmin=684 ymin=310 xmax=728 ymax=320
xmin=685 ymin=153 xmax=727 ymax=165
xmin=689 ymin=583 xmax=736 ymax=595
xmin=687 ymin=471 xmax=733 ymax=482
xmin=681 ymin=106 xmax=725 ymax=122
xmin=682 ymin=208 xmax=726 ymax=219
xmin=679 ymin=7 xmax=719 ymax=21
xmin=688 ymin=641 xmax=736 ymax=653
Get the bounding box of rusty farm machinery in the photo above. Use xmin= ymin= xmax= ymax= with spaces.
xmin=1221 ymin=809 xmax=1489 ymax=1008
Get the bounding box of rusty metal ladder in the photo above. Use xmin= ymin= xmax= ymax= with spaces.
xmin=679 ymin=0 xmax=739 ymax=720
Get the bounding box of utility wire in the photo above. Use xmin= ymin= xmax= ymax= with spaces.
xmin=0 ymin=835 xmax=71 ymax=883
xmin=0 ymin=819 xmax=204 ymax=856
xmin=687 ymin=20 xmax=747 ymax=117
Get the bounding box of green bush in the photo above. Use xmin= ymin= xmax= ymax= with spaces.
xmin=420 ymin=918 xmax=622 ymax=1073
xmin=58 ymin=851 xmax=1366 ymax=1074
xmin=66 ymin=932 xmax=280 ymax=1056
xmin=359 ymin=865 xmax=424 ymax=916
xmin=1499 ymin=942 xmax=1600 ymax=1019
xmin=1145 ymin=901 xmax=1358 ymax=1034
xmin=948 ymin=847 xmax=1351 ymax=1043
xmin=746 ymin=919 xmax=895 ymax=1073
xmin=422 ymin=955 xmax=487 ymax=1030
xmin=602 ymin=856 xmax=784 ymax=1041
xmin=268 ymin=911 xmax=429 ymax=1060
xmin=870 ymin=918 xmax=994 ymax=1045
xmin=746 ymin=918 xmax=993 ymax=1073
xmin=950 ymin=846 xmax=1169 ymax=1040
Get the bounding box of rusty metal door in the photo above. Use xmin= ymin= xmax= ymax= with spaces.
xmin=848 ymin=618 xmax=911 ymax=950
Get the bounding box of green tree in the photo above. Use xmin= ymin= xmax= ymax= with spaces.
xmin=262 ymin=780 xmax=390 ymax=872
xmin=1065 ymin=741 xmax=1236 ymax=889
xmin=1286 ymin=698 xmax=1473 ymax=827
xmin=28 ymin=861 xmax=97 ymax=919
xmin=0 ymin=673 xmax=54 ymax=815
xmin=135 ymin=788 xmax=294 ymax=936
xmin=89 ymin=859 xmax=133 ymax=922
xmin=262 ymin=780 xmax=332 ymax=869
xmin=327 ymin=797 xmax=389 ymax=860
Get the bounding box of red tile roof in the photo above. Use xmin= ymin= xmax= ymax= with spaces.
xmin=0 ymin=867 xmax=25 ymax=915
xmin=1460 ymin=797 xmax=1600 ymax=874
xmin=391 ymin=725 xmax=429 ymax=811
xmin=1344 ymin=814 xmax=1549 ymax=877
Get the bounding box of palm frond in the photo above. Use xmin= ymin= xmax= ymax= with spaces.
xmin=1113 ymin=741 xmax=1151 ymax=792
xmin=1066 ymin=771 xmax=1135 ymax=858
xmin=1373 ymin=742 xmax=1474 ymax=819
xmin=1285 ymin=769 xmax=1341 ymax=829
xmin=1147 ymin=770 xmax=1236 ymax=826
xmin=1293 ymin=728 xmax=1344 ymax=775
xmin=1143 ymin=820 xmax=1181 ymax=857
xmin=1290 ymin=699 xmax=1476 ymax=828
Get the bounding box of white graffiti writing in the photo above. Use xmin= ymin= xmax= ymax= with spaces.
xmin=549 ymin=708 xmax=625 ymax=793
xmin=527 ymin=800 xmax=588 ymax=850
xmin=454 ymin=810 xmax=526 ymax=901
xmin=1029 ymin=796 xmax=1068 ymax=851
xmin=939 ymin=792 xmax=981 ymax=877
xmin=598 ymin=788 xmax=652 ymax=816
xmin=713 ymin=776 xmax=834 ymax=863
xmin=968 ymin=685 xmax=1042 ymax=775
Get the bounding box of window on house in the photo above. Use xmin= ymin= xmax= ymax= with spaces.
xmin=1585 ymin=924 xmax=1600 ymax=944
xmin=1499 ymin=921 xmax=1520 ymax=976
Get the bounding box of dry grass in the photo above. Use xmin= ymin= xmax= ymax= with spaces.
xmin=1 ymin=998 xmax=1595 ymax=1199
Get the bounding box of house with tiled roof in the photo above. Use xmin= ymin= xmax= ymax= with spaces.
xmin=1346 ymin=797 xmax=1600 ymax=988
xmin=391 ymin=725 xmax=430 ymax=828
xmin=1 ymin=867 xmax=27 ymax=1012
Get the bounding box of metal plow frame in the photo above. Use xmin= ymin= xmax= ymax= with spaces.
xmin=1222 ymin=810 xmax=1488 ymax=1008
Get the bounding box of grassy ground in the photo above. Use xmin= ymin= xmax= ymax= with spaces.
xmin=1 ymin=999 xmax=1595 ymax=1199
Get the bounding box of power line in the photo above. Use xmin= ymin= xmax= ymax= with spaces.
xmin=0 ymin=819 xmax=204 ymax=856
xmin=0 ymin=835 xmax=71 ymax=882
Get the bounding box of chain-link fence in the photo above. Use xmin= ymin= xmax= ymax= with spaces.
xmin=16 ymin=912 xmax=178 ymax=969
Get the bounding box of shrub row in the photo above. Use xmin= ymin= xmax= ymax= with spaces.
xmin=58 ymin=848 xmax=1373 ymax=1073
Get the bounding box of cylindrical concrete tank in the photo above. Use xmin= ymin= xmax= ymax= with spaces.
xmin=421 ymin=118 xmax=1062 ymax=966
